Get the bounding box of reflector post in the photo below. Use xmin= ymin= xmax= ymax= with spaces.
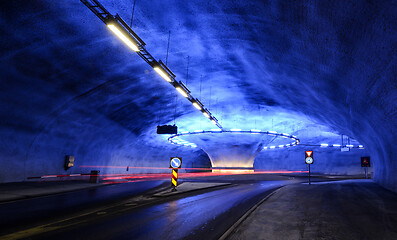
xmin=171 ymin=169 xmax=178 ymax=188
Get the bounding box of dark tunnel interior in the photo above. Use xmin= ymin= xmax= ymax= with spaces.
xmin=0 ymin=0 xmax=396 ymax=192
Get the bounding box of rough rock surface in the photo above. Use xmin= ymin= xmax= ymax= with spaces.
xmin=0 ymin=1 xmax=395 ymax=190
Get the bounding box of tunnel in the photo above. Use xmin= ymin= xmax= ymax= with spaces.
xmin=0 ymin=1 xmax=396 ymax=239
xmin=1 ymin=0 xmax=395 ymax=189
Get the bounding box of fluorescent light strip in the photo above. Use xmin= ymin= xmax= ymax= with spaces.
xmin=346 ymin=145 xmax=353 ymax=148
xmin=211 ymin=120 xmax=217 ymax=125
xmin=251 ymin=129 xmax=261 ymax=132
xmin=270 ymin=146 xmax=276 ymax=149
xmin=321 ymin=143 xmax=329 ymax=147
xmin=176 ymin=87 xmax=188 ymax=98
xmin=333 ymin=144 xmax=341 ymax=147
xmin=203 ymin=112 xmax=210 ymax=118
xmin=107 ymin=24 xmax=140 ymax=52
xmin=268 ymin=131 xmax=277 ymax=134
xmin=194 ymin=130 xmax=204 ymax=133
xmin=192 ymin=102 xmax=202 ymax=110
xmin=279 ymin=145 xmax=284 ymax=148
xmin=154 ymin=67 xmax=172 ymax=82
xmin=359 ymin=145 xmax=364 ymax=148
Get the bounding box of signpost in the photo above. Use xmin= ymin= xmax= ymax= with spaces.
xmin=170 ymin=157 xmax=182 ymax=191
xmin=305 ymin=151 xmax=314 ymax=185
xmin=361 ymin=156 xmax=370 ymax=179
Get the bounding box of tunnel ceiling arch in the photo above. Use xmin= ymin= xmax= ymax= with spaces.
xmin=0 ymin=0 xmax=395 ymax=190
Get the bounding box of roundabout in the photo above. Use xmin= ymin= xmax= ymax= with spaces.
xmin=168 ymin=129 xmax=300 ymax=171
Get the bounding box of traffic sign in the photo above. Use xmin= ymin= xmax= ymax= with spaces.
xmin=361 ymin=157 xmax=370 ymax=167
xmin=170 ymin=157 xmax=182 ymax=169
xmin=305 ymin=151 xmax=313 ymax=185
xmin=305 ymin=151 xmax=313 ymax=164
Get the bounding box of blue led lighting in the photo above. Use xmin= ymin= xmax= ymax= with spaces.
xmin=230 ymin=129 xmax=242 ymax=132
xmin=261 ymin=143 xmax=364 ymax=150
xmin=211 ymin=129 xmax=222 ymax=132
xmin=168 ymin=129 xmax=300 ymax=150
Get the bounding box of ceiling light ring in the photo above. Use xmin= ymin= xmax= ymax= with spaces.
xmin=167 ymin=130 xmax=300 ymax=149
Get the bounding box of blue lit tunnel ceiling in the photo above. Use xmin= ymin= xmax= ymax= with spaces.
xmin=81 ymin=0 xmax=368 ymax=152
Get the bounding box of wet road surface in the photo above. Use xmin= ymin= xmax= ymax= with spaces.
xmin=0 ymin=180 xmax=165 ymax=235
xmin=1 ymin=179 xmax=292 ymax=240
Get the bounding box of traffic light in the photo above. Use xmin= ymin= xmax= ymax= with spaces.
xmin=361 ymin=157 xmax=371 ymax=167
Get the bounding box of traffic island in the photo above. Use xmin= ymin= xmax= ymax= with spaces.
xmin=152 ymin=182 xmax=232 ymax=197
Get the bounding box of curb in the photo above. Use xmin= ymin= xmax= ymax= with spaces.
xmin=152 ymin=182 xmax=233 ymax=197
xmin=218 ymin=186 xmax=284 ymax=240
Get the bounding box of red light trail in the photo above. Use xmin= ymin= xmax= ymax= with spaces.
xmin=27 ymin=168 xmax=308 ymax=182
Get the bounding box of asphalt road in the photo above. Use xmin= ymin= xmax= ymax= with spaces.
xmin=38 ymin=181 xmax=288 ymax=240
xmin=0 ymin=177 xmax=295 ymax=240
xmin=0 ymin=180 xmax=165 ymax=236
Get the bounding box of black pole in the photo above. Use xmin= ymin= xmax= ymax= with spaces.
xmin=309 ymin=164 xmax=311 ymax=185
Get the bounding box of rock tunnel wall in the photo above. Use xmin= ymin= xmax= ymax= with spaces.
xmin=0 ymin=1 xmax=395 ymax=192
